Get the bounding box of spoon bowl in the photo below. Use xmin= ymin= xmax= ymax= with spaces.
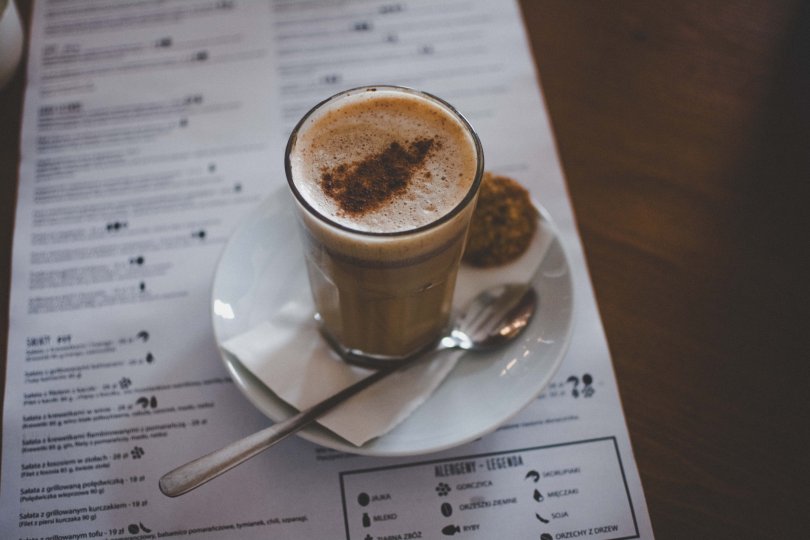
xmin=160 ymin=283 xmax=538 ymax=497
xmin=446 ymin=283 xmax=537 ymax=351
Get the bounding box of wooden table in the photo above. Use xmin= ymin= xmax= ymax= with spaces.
xmin=1 ymin=1 xmax=806 ymax=537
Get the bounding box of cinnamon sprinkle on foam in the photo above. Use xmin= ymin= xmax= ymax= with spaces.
xmin=320 ymin=137 xmax=438 ymax=215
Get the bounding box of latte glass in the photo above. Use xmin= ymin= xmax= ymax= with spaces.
xmin=285 ymin=86 xmax=484 ymax=366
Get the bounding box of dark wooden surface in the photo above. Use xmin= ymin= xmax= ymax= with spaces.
xmin=2 ymin=1 xmax=807 ymax=537
xmin=520 ymin=1 xmax=808 ymax=537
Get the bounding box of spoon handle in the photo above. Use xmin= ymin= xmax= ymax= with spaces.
xmin=159 ymin=361 xmax=403 ymax=497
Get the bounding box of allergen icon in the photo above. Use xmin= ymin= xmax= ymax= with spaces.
xmin=440 ymin=502 xmax=453 ymax=517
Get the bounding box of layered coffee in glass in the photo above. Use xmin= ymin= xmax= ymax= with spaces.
xmin=285 ymin=86 xmax=484 ymax=366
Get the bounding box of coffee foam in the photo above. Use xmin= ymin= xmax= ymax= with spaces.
xmin=289 ymin=89 xmax=478 ymax=234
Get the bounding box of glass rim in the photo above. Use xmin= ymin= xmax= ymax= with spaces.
xmin=284 ymin=85 xmax=484 ymax=238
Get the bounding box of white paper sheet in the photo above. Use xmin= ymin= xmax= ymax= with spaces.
xmin=2 ymin=1 xmax=654 ymax=538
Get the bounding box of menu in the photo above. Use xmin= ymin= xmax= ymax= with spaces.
xmin=1 ymin=1 xmax=654 ymax=539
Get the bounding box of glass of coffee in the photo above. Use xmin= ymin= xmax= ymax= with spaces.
xmin=285 ymin=86 xmax=484 ymax=366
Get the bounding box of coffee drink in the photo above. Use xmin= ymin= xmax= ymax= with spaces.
xmin=286 ymin=86 xmax=483 ymax=363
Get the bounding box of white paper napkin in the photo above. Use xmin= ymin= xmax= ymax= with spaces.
xmin=222 ymin=299 xmax=464 ymax=447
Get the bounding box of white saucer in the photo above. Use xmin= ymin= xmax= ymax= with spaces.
xmin=212 ymin=188 xmax=574 ymax=456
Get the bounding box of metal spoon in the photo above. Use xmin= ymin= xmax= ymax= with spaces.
xmin=159 ymin=283 xmax=537 ymax=497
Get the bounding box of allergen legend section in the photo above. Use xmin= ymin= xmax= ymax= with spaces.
xmin=340 ymin=437 xmax=639 ymax=539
